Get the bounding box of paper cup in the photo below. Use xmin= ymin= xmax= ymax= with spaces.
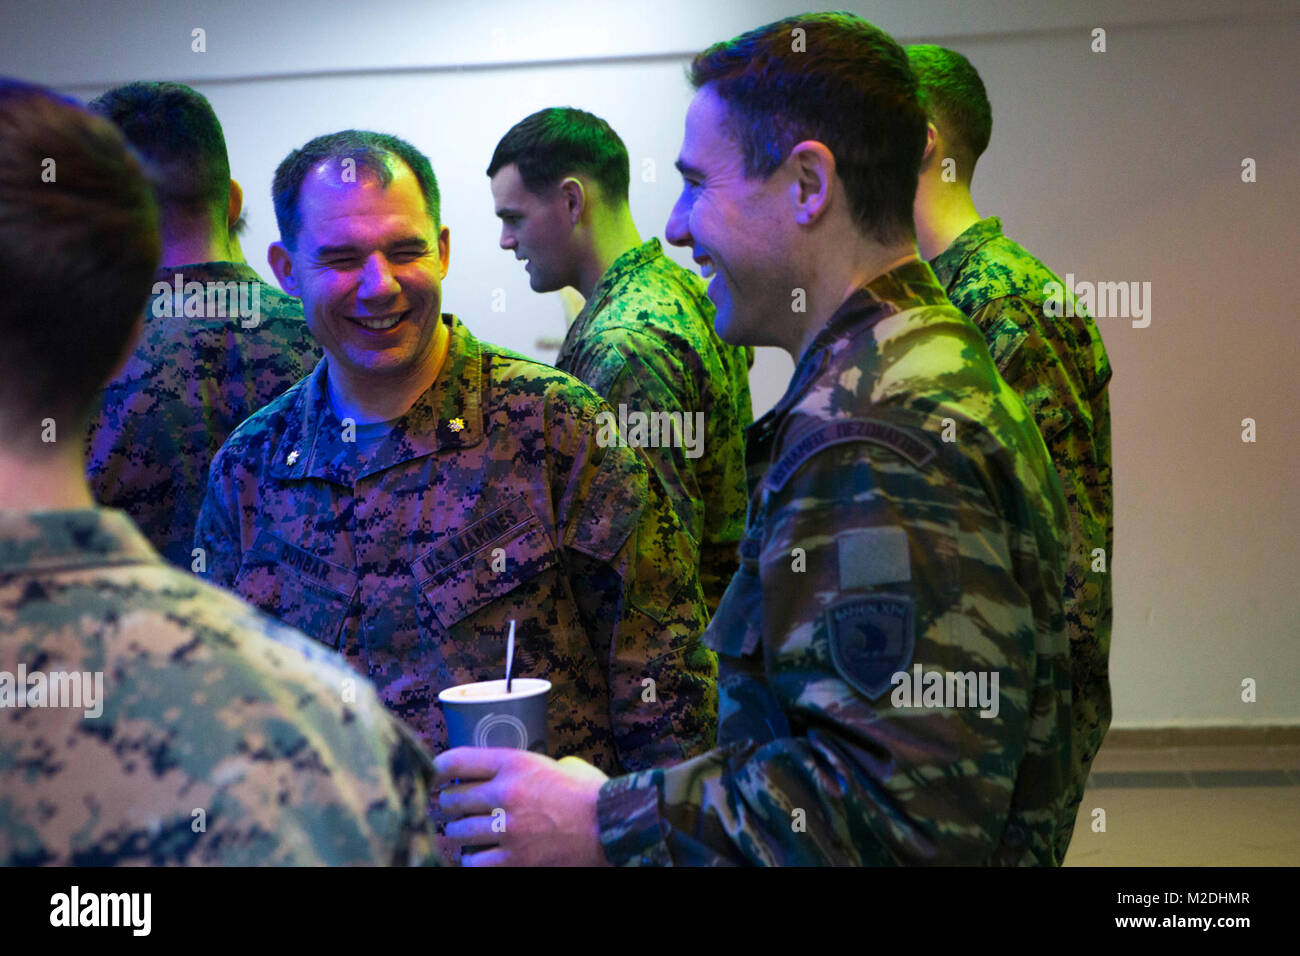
xmin=438 ymin=678 xmax=550 ymax=754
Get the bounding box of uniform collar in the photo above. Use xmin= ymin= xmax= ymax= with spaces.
xmin=269 ymin=313 xmax=484 ymax=485
xmin=760 ymin=258 xmax=948 ymax=426
xmin=929 ymin=216 xmax=1004 ymax=291
xmin=0 ymin=508 xmax=157 ymax=575
xmin=153 ymin=260 xmax=265 ymax=284
xmin=562 ymin=237 xmax=664 ymax=355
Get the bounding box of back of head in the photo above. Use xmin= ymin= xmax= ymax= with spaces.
xmin=690 ymin=11 xmax=926 ymax=245
xmin=272 ymin=129 xmax=441 ymax=251
xmin=906 ymin=45 xmax=992 ymax=184
xmin=0 ymin=79 xmax=160 ymax=454
xmin=486 ymin=107 xmax=630 ymax=205
xmin=88 ymin=81 xmax=230 ymax=223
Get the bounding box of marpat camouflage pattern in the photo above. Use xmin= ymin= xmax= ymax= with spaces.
xmin=0 ymin=508 xmax=437 ymax=866
xmin=195 ymin=313 xmax=715 ymax=774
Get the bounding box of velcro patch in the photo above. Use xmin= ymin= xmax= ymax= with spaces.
xmin=838 ymin=527 xmax=911 ymax=590
xmin=824 ymin=595 xmax=914 ymax=700
xmin=767 ymin=418 xmax=935 ymax=492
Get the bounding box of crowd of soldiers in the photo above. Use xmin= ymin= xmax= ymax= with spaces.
xmin=0 ymin=11 xmax=1111 ymax=866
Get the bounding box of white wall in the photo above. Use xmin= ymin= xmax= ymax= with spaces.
xmin=6 ymin=0 xmax=1297 ymax=727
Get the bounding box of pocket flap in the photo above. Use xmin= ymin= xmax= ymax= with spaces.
xmin=235 ymin=530 xmax=358 ymax=647
xmin=416 ymin=503 xmax=560 ymax=630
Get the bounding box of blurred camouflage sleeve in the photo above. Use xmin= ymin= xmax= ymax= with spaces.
xmin=597 ymin=439 xmax=1067 ymax=865
xmin=555 ymin=401 xmax=716 ymax=773
xmin=972 ymin=295 xmax=1083 ymax=446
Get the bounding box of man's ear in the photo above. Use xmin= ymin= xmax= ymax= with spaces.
xmin=787 ymin=141 xmax=834 ymax=227
xmin=267 ymin=242 xmax=299 ymax=296
xmin=227 ymin=179 xmax=243 ymax=229
xmin=921 ymin=122 xmax=938 ymax=166
xmin=437 ymin=224 xmax=451 ymax=279
xmin=559 ymin=177 xmax=585 ymax=225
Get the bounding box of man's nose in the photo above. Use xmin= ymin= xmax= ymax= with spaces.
xmin=357 ymin=253 xmax=400 ymax=300
xmin=499 ymin=228 xmax=515 ymax=251
xmin=665 ymin=197 xmax=691 ymax=248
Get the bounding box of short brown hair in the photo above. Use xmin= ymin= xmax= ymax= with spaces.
xmin=690 ymin=12 xmax=926 ymax=244
xmin=906 ymin=45 xmax=992 ymax=184
xmin=89 ymin=81 xmax=231 ymax=220
xmin=0 ymin=79 xmax=159 ymax=453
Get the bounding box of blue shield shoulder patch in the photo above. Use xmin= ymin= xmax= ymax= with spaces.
xmin=825 ymin=595 xmax=914 ymax=700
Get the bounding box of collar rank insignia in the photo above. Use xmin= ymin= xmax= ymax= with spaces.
xmin=286 ymin=450 xmax=300 ymax=466
xmin=448 ymin=417 xmax=465 ymax=432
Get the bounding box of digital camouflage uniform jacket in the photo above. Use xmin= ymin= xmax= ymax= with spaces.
xmin=195 ymin=314 xmax=715 ymax=774
xmin=86 ymin=261 xmax=321 ymax=569
xmin=596 ymin=260 xmax=1073 ymax=865
xmin=931 ymin=217 xmax=1112 ymax=856
xmin=556 ymin=238 xmax=754 ymax=617
xmin=0 ymin=508 xmax=436 ymax=866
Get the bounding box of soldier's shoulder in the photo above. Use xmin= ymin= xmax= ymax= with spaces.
xmin=803 ymin=304 xmax=1042 ymax=478
xmin=590 ymin=257 xmax=712 ymax=339
xmin=251 ymin=282 xmax=309 ymax=326
xmin=1 ymin=560 xmax=424 ymax=866
xmin=840 ymin=300 xmax=1003 ymax=419
xmin=118 ymin=561 xmax=389 ymax=713
xmin=952 ymin=235 xmax=1061 ymax=313
xmin=478 ymin=338 xmax=608 ymax=418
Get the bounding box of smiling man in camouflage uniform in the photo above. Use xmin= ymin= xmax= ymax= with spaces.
xmin=83 ymin=82 xmax=320 ymax=569
xmin=434 ymin=13 xmax=1074 ymax=866
xmin=908 ymin=45 xmax=1113 ymax=856
xmin=194 ymin=130 xmax=715 ymax=774
xmin=488 ymin=107 xmax=754 ymax=617
xmin=0 ymin=79 xmax=436 ymax=867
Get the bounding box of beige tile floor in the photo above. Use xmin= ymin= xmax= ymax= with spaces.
xmin=1062 ymin=745 xmax=1300 ymax=865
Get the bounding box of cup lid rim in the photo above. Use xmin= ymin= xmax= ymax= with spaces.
xmin=437 ymin=678 xmax=552 ymax=704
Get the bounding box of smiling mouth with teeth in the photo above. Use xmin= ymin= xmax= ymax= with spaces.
xmin=352 ymin=312 xmax=405 ymax=331
xmin=698 ymin=259 xmax=716 ymax=278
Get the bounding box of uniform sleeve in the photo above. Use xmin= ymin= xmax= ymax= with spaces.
xmin=556 ymin=403 xmax=716 ymax=774
xmin=565 ymin=329 xmax=705 ymax=545
xmin=972 ymin=296 xmax=1091 ymax=448
xmin=595 ymin=439 xmax=1062 ymax=865
xmin=193 ymin=447 xmax=245 ymax=589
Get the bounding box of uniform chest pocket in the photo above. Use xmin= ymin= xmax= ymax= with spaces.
xmin=414 ymin=501 xmax=561 ymax=630
xmin=233 ymin=530 xmax=358 ymax=649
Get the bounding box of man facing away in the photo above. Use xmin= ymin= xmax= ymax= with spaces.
xmin=488 ymin=107 xmax=755 ymax=617
xmin=434 ymin=13 xmax=1074 ymax=866
xmin=85 ymin=81 xmax=320 ymax=568
xmin=0 ymin=79 xmax=436 ymax=866
xmin=908 ymin=44 xmax=1114 ymax=856
xmin=194 ymin=130 xmax=715 ymax=774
